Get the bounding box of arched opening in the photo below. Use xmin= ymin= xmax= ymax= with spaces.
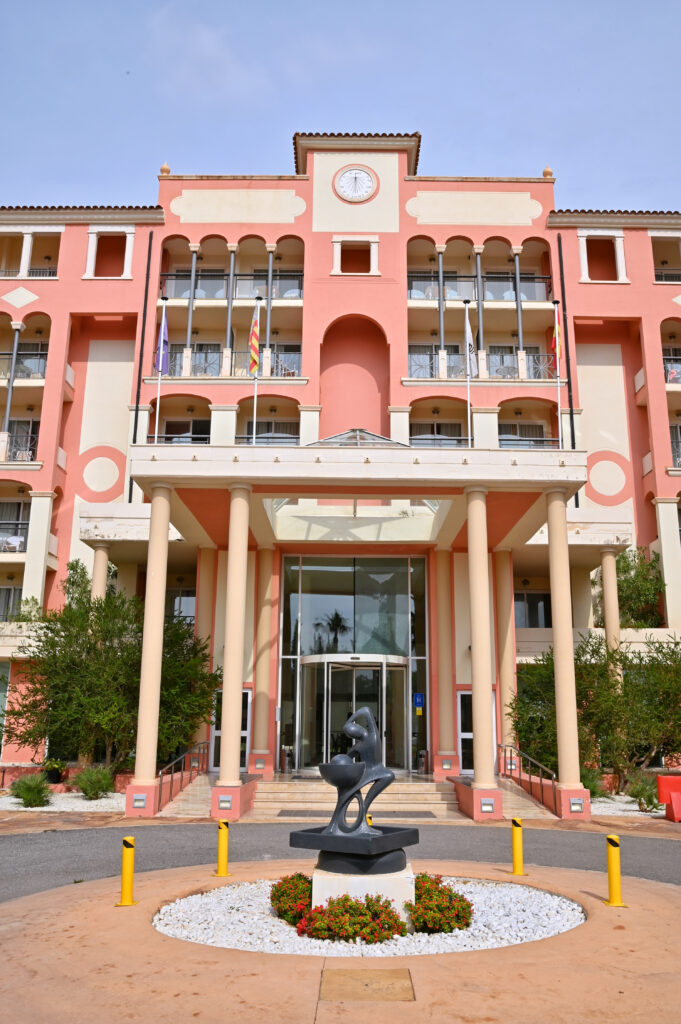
xmin=236 ymin=395 xmax=300 ymax=446
xmin=520 ymin=237 xmax=553 ymax=300
xmin=497 ymin=398 xmax=559 ymax=449
xmin=320 ymin=316 xmax=389 ymax=438
xmin=159 ymin=235 xmax=192 ymax=298
xmin=409 ymin=396 xmax=470 ymax=447
xmin=197 ymin=235 xmax=229 ymax=298
xmin=149 ymin=394 xmax=212 ymax=445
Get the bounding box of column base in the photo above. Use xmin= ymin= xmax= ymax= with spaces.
xmin=125 ymin=781 xmax=160 ymax=818
xmin=248 ymin=749 xmax=274 ymax=776
xmin=211 ymin=779 xmax=259 ymax=821
xmin=433 ymin=752 xmax=459 ymax=780
xmin=452 ymin=780 xmax=503 ymax=820
xmin=555 ymin=785 xmax=591 ymax=820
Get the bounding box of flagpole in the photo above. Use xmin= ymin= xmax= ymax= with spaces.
xmin=252 ymin=372 xmax=258 ymax=445
xmin=154 ymin=300 xmax=167 ymax=444
xmin=464 ymin=300 xmax=473 ymax=448
xmin=553 ymin=300 xmax=563 ymax=449
xmin=251 ymin=297 xmax=263 ymax=446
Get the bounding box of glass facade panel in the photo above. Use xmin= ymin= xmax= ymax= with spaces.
xmin=354 ymin=559 xmax=409 ymax=655
xmin=300 ymin=558 xmax=354 ymax=654
xmin=282 ymin=558 xmax=299 ymax=656
xmin=410 ymin=559 xmax=426 ymax=657
xmin=300 ymin=662 xmax=325 ymax=768
xmin=385 ymin=667 xmax=407 ymax=770
xmin=280 ymin=658 xmax=297 ymax=752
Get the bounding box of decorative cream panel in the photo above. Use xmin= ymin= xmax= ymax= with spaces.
xmin=453 ymin=553 xmax=471 ymax=685
xmin=406 ymin=191 xmax=542 ymax=226
xmin=576 ymin=343 xmax=630 ymax=510
xmin=81 ymin=340 xmax=134 ymax=454
xmin=243 ymin=550 xmax=255 ymax=682
xmin=213 ymin=550 xmax=228 ymax=670
xmin=170 ymin=190 xmax=306 ymax=224
xmin=312 ymin=152 xmax=399 ymax=233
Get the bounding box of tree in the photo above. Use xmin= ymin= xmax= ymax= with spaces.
xmin=1 ymin=560 xmax=221 ymax=770
xmin=313 ymin=610 xmax=350 ymax=652
xmin=593 ymin=547 xmax=664 ymax=628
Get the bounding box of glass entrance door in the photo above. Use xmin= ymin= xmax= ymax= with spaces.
xmin=211 ymin=690 xmax=252 ymax=772
xmin=297 ymin=657 xmax=408 ymax=771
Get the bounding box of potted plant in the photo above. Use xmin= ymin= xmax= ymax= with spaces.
xmin=42 ymin=758 xmax=67 ymax=784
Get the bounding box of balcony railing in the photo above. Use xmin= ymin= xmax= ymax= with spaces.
xmin=160 ymin=271 xmax=304 ymax=300
xmin=526 ymin=353 xmax=557 ymax=380
xmin=0 ymin=522 xmax=28 ymax=552
xmin=27 ymin=267 xmax=57 ymax=278
xmin=663 ymin=357 xmax=681 ymax=384
xmin=147 ymin=433 xmax=210 ymax=445
xmin=191 ymin=350 xmax=222 ymax=377
xmin=672 ymin=440 xmax=681 ymax=467
xmin=498 ymin=436 xmax=560 ymax=449
xmin=235 ymin=433 xmax=300 ymax=446
xmin=0 ymin=352 xmax=47 ymax=379
xmin=407 ymin=272 xmax=551 ymax=301
xmin=409 ymin=434 xmax=469 ymax=448
xmin=446 ymin=353 xmax=466 ymax=378
xmin=408 ymin=347 xmax=438 ymax=378
xmin=655 ymin=268 xmax=681 ymax=282
xmin=230 ymin=351 xmax=253 ymax=377
xmin=271 ymin=351 xmax=302 ymax=377
xmin=0 ymin=268 xmax=20 ymax=278
xmin=489 ymin=353 xmax=519 ymax=378
xmin=8 ymin=435 xmax=39 ymax=462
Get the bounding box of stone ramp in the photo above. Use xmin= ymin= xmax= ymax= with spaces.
xmin=157 ymin=773 xmax=213 ymax=818
xmin=497 ymin=776 xmax=555 ymax=819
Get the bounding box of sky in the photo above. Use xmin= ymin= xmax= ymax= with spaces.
xmin=3 ymin=1 xmax=680 ymax=211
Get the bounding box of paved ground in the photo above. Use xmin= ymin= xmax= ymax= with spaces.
xmin=1 ymin=858 xmax=679 ymax=1024
xmin=1 ymin=820 xmax=679 ymax=903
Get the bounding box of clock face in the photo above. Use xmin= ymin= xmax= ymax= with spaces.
xmin=335 ymin=166 xmax=377 ymax=203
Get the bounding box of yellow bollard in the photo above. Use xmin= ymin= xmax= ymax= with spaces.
xmin=115 ymin=836 xmax=137 ymax=907
xmin=366 ymin=813 xmax=373 ymax=827
xmin=215 ymin=819 xmax=230 ymax=877
xmin=511 ymin=817 xmax=525 ymax=876
xmin=604 ymin=834 xmax=627 ymax=907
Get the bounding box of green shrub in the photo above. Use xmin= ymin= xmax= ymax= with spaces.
xmin=404 ymin=874 xmax=473 ymax=933
xmin=626 ymin=771 xmax=659 ymax=812
xmin=297 ymin=893 xmax=406 ymax=944
xmin=10 ymin=772 xmax=51 ymax=807
xmin=70 ymin=765 xmax=114 ymax=800
xmin=270 ymin=873 xmax=312 ymax=926
xmin=42 ymin=757 xmax=67 ymax=783
xmin=580 ymin=767 xmax=609 ymax=799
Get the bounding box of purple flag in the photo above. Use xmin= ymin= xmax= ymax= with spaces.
xmin=155 ymin=304 xmax=169 ymax=374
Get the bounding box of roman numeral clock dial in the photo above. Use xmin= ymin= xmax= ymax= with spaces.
xmin=334 ymin=167 xmax=377 ymax=202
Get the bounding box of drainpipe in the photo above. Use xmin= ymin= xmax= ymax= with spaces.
xmin=436 ymin=245 xmax=446 ymax=350
xmin=265 ymin=245 xmax=275 ymax=349
xmin=473 ymin=245 xmax=484 ymax=350
xmin=225 ymin=244 xmax=237 ymax=363
xmin=512 ymin=247 xmax=524 ymax=350
xmin=2 ymin=321 xmax=24 ymax=434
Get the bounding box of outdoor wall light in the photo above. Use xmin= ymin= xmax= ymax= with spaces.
xmin=442 ymin=760 xmax=452 ymax=771
xmin=269 ymin=406 xmax=277 ymax=414
xmin=430 ymin=330 xmax=438 ymax=337
xmin=570 ymin=798 xmax=584 ymax=813
xmin=26 ymin=406 xmax=34 ymax=413
xmin=514 ymin=409 xmax=522 ymax=417
xmin=274 ymin=254 xmax=282 ymax=262
xmin=17 ymin=487 xmax=25 ymax=494
xmin=522 ymin=578 xmax=530 ymax=587
xmin=186 ymin=406 xmax=194 ymax=413
xmin=255 ymin=759 xmax=265 ymax=770
xmin=6 ymin=574 xmax=14 ymax=581
xmin=480 ymin=799 xmax=496 ymax=813
xmin=431 ymin=408 xmax=440 ymax=416
xmin=669 ymin=334 xmax=677 ymax=341
xmin=272 ymin=330 xmax=279 ymax=337
xmin=676 ymin=411 xmax=681 ymax=418
xmin=218 ymin=795 xmax=232 ymax=810
xmin=35 ymin=328 xmax=43 ymax=336
xmin=132 ymin=794 xmax=146 ymax=809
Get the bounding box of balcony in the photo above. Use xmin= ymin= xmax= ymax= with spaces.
xmin=8 ymin=434 xmax=39 ymax=463
xmin=160 ymin=271 xmax=304 ymax=300
xmin=409 ymin=433 xmax=469 ymax=448
xmin=407 ymin=272 xmax=551 ymax=302
xmin=271 ymin=349 xmax=302 ymax=377
xmin=191 ymin=348 xmax=222 ymax=377
xmin=499 ymin=434 xmax=559 ymax=450
xmin=0 ymin=521 xmax=28 ymax=553
xmin=672 ymin=440 xmax=681 ymax=467
xmin=664 ymin=356 xmax=681 ymax=384
xmin=235 ymin=432 xmax=300 ymax=446
xmin=147 ymin=433 xmax=210 ymax=445
xmin=0 ymin=351 xmax=47 ymax=380
xmin=655 ymin=268 xmax=681 ymax=283
xmin=489 ymin=352 xmax=519 ymax=379
xmin=526 ymin=353 xmax=557 ymax=380
xmin=408 ymin=347 xmax=438 ymax=378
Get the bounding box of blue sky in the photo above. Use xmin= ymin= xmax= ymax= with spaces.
xmin=3 ymin=1 xmax=679 ymax=210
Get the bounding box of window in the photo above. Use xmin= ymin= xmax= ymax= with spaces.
xmin=8 ymin=419 xmax=40 ymax=462
xmin=191 ymin=343 xmax=221 ymax=377
xmin=670 ymin=423 xmax=681 ymax=467
xmin=165 ymin=588 xmax=196 ymax=623
xmin=161 ymin=419 xmax=211 ymax=444
xmin=0 ymin=500 xmax=30 ymax=552
xmin=244 ymin=419 xmax=299 ymax=445
xmin=340 ymin=242 xmax=371 ymax=273
xmin=514 ymin=591 xmax=552 ymax=628
xmin=651 ymin=237 xmax=681 ymax=282
xmin=499 ymin=422 xmax=547 ymax=448
xmin=410 ymin=422 xmax=464 ymax=447
xmin=579 ymin=229 xmax=627 ymax=283
xmin=94 ymin=234 xmax=126 ymax=277
xmin=663 ymin=346 xmax=681 ymax=384
xmin=0 ymin=662 xmax=8 ymax=753
xmin=0 ymin=588 xmax=22 ymax=622
xmin=489 ymin=345 xmax=518 ymax=378
xmin=16 ymin=341 xmax=48 ymax=379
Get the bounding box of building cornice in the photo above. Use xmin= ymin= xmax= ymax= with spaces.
xmin=405 ymin=175 xmax=554 ymax=184
xmin=548 ymin=210 xmax=681 ymax=229
xmin=293 ymin=132 xmax=421 ymax=174
xmin=158 ymin=175 xmax=309 ymax=182
xmin=0 ymin=206 xmax=165 ymax=226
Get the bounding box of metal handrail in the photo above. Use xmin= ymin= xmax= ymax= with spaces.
xmin=157 ymin=740 xmax=210 ymax=810
xmin=497 ymin=743 xmax=557 ymax=814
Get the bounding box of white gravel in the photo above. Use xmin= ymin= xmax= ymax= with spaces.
xmin=153 ymin=877 xmax=586 ymax=956
xmin=590 ymin=794 xmax=665 ymax=818
xmin=0 ymin=791 xmax=125 ymax=813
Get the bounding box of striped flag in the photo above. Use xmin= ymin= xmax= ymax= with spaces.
xmin=249 ymin=303 xmax=260 ymax=375
xmin=552 ymin=304 xmax=562 ymax=364
xmin=464 ymin=302 xmax=477 ymax=377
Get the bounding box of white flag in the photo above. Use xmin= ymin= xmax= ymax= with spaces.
xmin=465 ymin=304 xmax=478 ymax=377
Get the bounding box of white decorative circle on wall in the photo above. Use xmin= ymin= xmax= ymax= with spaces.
xmin=589 ymin=459 xmax=626 ymax=497
xmin=83 ymin=456 xmax=120 ymax=493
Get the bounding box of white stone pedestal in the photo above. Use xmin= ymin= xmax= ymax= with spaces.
xmin=311 ymin=863 xmax=415 ymax=924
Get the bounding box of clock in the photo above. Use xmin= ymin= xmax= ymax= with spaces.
xmin=334 ymin=166 xmax=377 ymax=203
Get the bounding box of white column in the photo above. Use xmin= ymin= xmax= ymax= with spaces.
xmin=299 ymin=406 xmax=321 ymax=445
xmin=578 ymin=234 xmax=590 ymax=281
xmin=133 ymin=484 xmax=172 ymax=785
xmin=494 ymin=549 xmax=515 ymax=747
xmin=654 ymin=498 xmax=681 ymax=630
xmin=369 ymin=241 xmax=380 ymax=275
xmin=209 ymin=405 xmax=238 ymax=445
xmin=218 ymin=485 xmax=251 ymax=787
xmin=388 ymin=407 xmax=410 ymax=445
xmin=90 ymin=543 xmax=110 ymax=600
xmin=84 ymin=230 xmax=98 ymax=278
xmin=546 ymin=488 xmax=581 ymax=788
xmin=19 ymin=233 xmax=33 ymax=278
xmin=22 ymin=491 xmax=55 ymax=606
xmin=466 ymin=488 xmax=496 ymax=788
xmin=614 ymin=236 xmax=627 ymax=282
xmin=472 ymin=408 xmax=499 ymax=449
xmin=122 ymin=230 xmax=135 ymax=278
xmin=600 ymin=547 xmax=620 ymax=651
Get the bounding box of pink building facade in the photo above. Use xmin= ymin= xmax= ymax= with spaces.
xmin=1 ymin=133 xmax=679 ymax=820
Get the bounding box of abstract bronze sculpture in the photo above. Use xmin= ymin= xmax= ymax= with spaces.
xmin=320 ymin=707 xmax=395 ymax=835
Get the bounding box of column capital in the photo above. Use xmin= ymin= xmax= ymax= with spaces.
xmin=150 ymin=481 xmax=173 ymax=494
xmin=229 ymin=482 xmax=253 ymax=494
xmin=209 ymin=403 xmax=239 ymax=412
xmin=464 ymin=485 xmax=488 ymax=497
xmin=227 ymin=243 xmax=239 ymax=253
xmin=10 ymin=321 xmax=26 ymax=332
xmin=188 ymin=243 xmax=201 ymax=253
xmin=434 ymin=244 xmax=447 ymax=254
xmin=510 ymin=246 xmax=523 ymax=256
xmin=298 ymin=404 xmax=322 ymax=412
xmin=545 ymin=486 xmax=568 ymax=499
xmin=27 ymin=490 xmax=56 ymax=499
xmin=91 ymin=540 xmax=111 ymax=551
xmin=265 ymin=244 xmax=277 ymax=253
xmin=652 ymin=496 xmax=680 ymax=505
xmin=257 ymin=544 xmax=275 ymax=552
xmin=494 ymin=546 xmax=512 ymax=554
xmin=129 ymin=403 xmax=153 ymax=412
xmin=600 ymin=546 xmax=618 ymax=555
xmin=472 ymin=245 xmax=485 ymax=255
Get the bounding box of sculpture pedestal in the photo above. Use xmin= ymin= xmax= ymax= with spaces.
xmin=312 ymin=864 xmax=415 ymax=925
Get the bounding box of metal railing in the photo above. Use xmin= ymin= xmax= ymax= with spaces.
xmin=271 ymin=350 xmax=302 ymax=377
xmin=672 ymin=439 xmax=681 ymax=467
xmin=526 ymin=352 xmax=557 ymax=380
xmin=498 ymin=743 xmax=557 ymax=814
xmin=235 ymin=432 xmax=300 ymax=446
xmin=409 ymin=434 xmax=469 ymax=448
xmin=147 ymin=433 xmax=210 ymax=445
xmin=230 ymin=351 xmax=253 ymax=376
xmin=408 ymin=348 xmax=439 ymax=378
xmin=498 ymin=435 xmax=560 ymax=449
xmin=0 ymin=268 xmax=20 ymax=278
xmin=8 ymin=435 xmax=39 ymax=462
xmin=407 ymin=272 xmax=551 ymax=301
xmin=655 ymin=268 xmax=681 ymax=282
xmin=0 ymin=521 xmax=29 ymax=552
xmin=663 ymin=357 xmax=681 ymax=384
xmin=27 ymin=267 xmax=57 ymax=278
xmin=158 ymin=740 xmax=210 ymax=811
xmin=159 ymin=271 xmax=303 ymax=300
xmin=191 ymin=351 xmax=222 ymax=376
xmin=15 ymin=352 xmax=47 ymax=378
xmin=489 ymin=353 xmax=519 ymax=378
